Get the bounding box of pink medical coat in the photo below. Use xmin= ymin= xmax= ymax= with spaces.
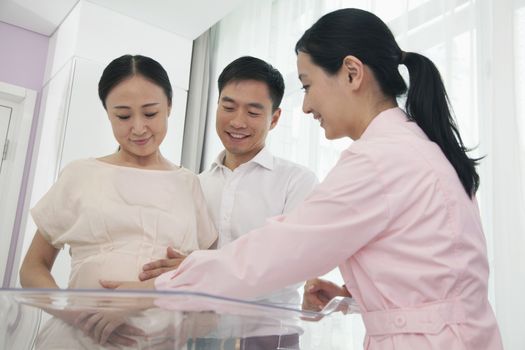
xmin=156 ymin=107 xmax=503 ymax=349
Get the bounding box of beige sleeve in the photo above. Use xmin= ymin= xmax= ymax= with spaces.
xmin=191 ymin=176 xmax=218 ymax=249
xmin=30 ymin=163 xmax=79 ymax=249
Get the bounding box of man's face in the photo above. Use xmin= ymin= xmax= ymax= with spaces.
xmin=216 ymin=80 xmax=280 ymax=164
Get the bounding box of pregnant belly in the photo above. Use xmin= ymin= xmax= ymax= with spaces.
xmin=68 ymin=251 xmax=154 ymax=289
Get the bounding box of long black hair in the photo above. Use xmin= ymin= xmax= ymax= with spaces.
xmin=98 ymin=54 xmax=173 ymax=109
xmin=295 ymin=8 xmax=480 ymax=197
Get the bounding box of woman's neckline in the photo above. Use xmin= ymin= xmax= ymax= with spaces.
xmin=91 ymin=157 xmax=182 ymax=172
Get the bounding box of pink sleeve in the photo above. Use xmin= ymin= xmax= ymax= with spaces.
xmin=155 ymin=150 xmax=391 ymax=299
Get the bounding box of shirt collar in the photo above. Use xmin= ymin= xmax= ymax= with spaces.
xmin=210 ymin=150 xmax=227 ymax=171
xmin=209 ymin=147 xmax=274 ymax=172
xmin=250 ymin=147 xmax=274 ymax=170
xmin=359 ymin=107 xmax=410 ymax=140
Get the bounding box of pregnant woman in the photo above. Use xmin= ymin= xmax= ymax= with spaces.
xmin=19 ymin=54 xmax=217 ymax=348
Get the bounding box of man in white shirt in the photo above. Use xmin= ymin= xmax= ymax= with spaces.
xmin=137 ymin=56 xmax=317 ymax=349
xmin=201 ymin=56 xmax=318 ymax=252
xmin=140 ymin=56 xmax=317 ymax=306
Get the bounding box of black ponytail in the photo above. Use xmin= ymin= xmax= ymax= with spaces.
xmin=296 ymin=8 xmax=480 ymax=197
xmin=402 ymin=52 xmax=480 ymax=197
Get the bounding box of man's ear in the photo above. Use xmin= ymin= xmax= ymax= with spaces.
xmin=167 ymin=105 xmax=172 ymax=117
xmin=269 ymin=108 xmax=282 ymax=130
xmin=342 ymin=55 xmax=364 ymax=89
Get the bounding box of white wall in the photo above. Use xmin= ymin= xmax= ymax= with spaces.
xmin=16 ymin=0 xmax=193 ymax=287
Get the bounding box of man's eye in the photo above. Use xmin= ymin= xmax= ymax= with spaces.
xmin=301 ymin=85 xmax=310 ymax=92
xmin=223 ymin=106 xmax=234 ymax=111
xmin=145 ymin=112 xmax=158 ymax=118
xmin=117 ymin=115 xmax=130 ymax=120
xmin=248 ymin=112 xmax=261 ymax=117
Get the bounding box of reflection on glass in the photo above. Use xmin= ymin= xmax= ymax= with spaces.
xmin=0 ymin=289 xmax=359 ymax=349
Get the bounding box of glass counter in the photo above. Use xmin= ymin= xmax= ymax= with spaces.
xmin=0 ymin=288 xmax=363 ymax=349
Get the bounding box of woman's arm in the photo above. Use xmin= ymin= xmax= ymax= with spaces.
xmin=20 ymin=232 xmax=146 ymax=346
xmin=19 ymin=230 xmax=60 ymax=288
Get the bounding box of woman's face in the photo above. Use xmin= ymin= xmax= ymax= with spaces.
xmin=105 ymin=75 xmax=171 ymax=158
xmin=297 ymin=52 xmax=355 ymax=140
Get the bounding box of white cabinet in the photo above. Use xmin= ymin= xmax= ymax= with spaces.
xmin=0 ymin=104 xmax=12 ymax=174
xmin=0 ymin=82 xmax=36 ymax=286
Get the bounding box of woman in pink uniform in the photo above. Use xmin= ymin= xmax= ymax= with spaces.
xmin=105 ymin=8 xmax=503 ymax=350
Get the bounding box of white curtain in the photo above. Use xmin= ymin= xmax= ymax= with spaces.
xmin=202 ymin=0 xmax=525 ymax=348
xmin=182 ymin=30 xmax=213 ymax=173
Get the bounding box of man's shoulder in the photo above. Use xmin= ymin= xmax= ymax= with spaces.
xmin=270 ymin=156 xmax=319 ymax=192
xmin=272 ymin=156 xmax=316 ymax=178
xmin=197 ymin=167 xmax=223 ymax=191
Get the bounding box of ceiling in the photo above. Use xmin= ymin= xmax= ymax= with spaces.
xmin=0 ymin=0 xmax=243 ymax=39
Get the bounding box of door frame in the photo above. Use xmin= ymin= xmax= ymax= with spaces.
xmin=0 ymin=81 xmax=36 ymax=287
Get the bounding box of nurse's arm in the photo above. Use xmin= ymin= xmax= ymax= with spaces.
xmin=154 ymin=152 xmax=389 ymax=299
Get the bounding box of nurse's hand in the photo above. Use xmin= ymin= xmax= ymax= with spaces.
xmin=139 ymin=247 xmax=187 ymax=281
xmin=302 ymin=278 xmax=351 ymax=311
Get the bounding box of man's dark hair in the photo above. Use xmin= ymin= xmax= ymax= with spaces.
xmin=218 ymin=56 xmax=285 ymax=112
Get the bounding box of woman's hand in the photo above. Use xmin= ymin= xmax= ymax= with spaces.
xmin=100 ymin=278 xmax=156 ymax=290
xmin=74 ymin=310 xmax=145 ymax=346
xmin=302 ymin=278 xmax=351 ymax=311
xmin=50 ymin=308 xmax=144 ymax=347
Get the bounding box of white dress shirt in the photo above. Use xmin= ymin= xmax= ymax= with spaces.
xmin=199 ymin=147 xmax=318 ymax=306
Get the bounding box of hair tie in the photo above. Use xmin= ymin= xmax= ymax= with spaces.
xmin=399 ymin=51 xmax=407 ymax=65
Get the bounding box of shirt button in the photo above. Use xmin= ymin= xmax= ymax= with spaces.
xmin=394 ymin=315 xmax=406 ymax=328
